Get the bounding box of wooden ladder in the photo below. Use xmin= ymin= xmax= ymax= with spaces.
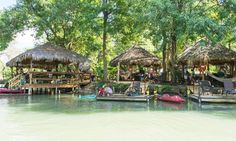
xmin=8 ymin=74 xmax=22 ymax=89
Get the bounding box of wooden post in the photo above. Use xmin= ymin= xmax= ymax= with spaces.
xmin=56 ymin=65 xmax=58 ymax=72
xmin=55 ymin=87 xmax=58 ymax=95
xmin=16 ymin=68 xmax=18 ymax=76
xmin=28 ymin=60 xmax=33 ymax=95
xmin=202 ymin=73 xmax=204 ymax=80
xmin=117 ymin=61 xmax=120 ymax=82
xmin=230 ymin=63 xmax=233 ymax=76
xmin=234 ymin=62 xmax=236 ymax=77
xmin=181 ymin=64 xmax=184 ymax=80
xmin=11 ymin=67 xmax=13 ymax=78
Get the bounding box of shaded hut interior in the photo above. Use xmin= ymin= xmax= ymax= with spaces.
xmin=110 ymin=45 xmax=161 ymax=82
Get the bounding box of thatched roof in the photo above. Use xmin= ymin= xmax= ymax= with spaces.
xmin=178 ymin=40 xmax=236 ymax=65
xmin=110 ymin=45 xmax=161 ymax=67
xmin=6 ymin=43 xmax=88 ymax=68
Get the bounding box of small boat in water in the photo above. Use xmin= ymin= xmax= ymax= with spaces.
xmin=0 ymin=88 xmax=24 ymax=94
xmin=96 ymin=94 xmax=153 ymax=102
xmin=157 ymin=94 xmax=185 ymax=103
xmin=78 ymin=94 xmax=96 ymax=100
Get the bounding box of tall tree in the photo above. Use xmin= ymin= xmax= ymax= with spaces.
xmin=101 ymin=0 xmax=109 ymax=81
xmin=146 ymin=0 xmax=228 ymax=83
xmin=97 ymin=0 xmax=146 ymax=81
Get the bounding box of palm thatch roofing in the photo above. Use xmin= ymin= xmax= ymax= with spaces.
xmin=110 ymin=45 xmax=161 ymax=67
xmin=6 ymin=43 xmax=88 ymax=68
xmin=178 ymin=40 xmax=236 ymax=65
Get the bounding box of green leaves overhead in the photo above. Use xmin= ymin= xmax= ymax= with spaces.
xmin=20 ymin=0 xmax=100 ymax=52
xmin=0 ymin=5 xmax=28 ymax=50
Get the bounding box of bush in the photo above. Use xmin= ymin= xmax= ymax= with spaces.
xmin=158 ymin=85 xmax=187 ymax=96
xmin=95 ymin=82 xmax=129 ymax=94
xmin=112 ymin=83 xmax=130 ymax=93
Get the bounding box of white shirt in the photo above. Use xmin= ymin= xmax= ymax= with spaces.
xmin=105 ymin=87 xmax=113 ymax=94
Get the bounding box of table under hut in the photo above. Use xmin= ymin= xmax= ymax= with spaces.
xmin=6 ymin=43 xmax=91 ymax=95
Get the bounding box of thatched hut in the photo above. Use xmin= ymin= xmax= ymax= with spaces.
xmin=178 ymin=40 xmax=236 ymax=78
xmin=110 ymin=45 xmax=161 ymax=81
xmin=6 ymin=43 xmax=88 ymax=68
xmin=110 ymin=45 xmax=161 ymax=67
xmin=178 ymin=41 xmax=236 ymax=65
xmin=5 ymin=43 xmax=90 ymax=94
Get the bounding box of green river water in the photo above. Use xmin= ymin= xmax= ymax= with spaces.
xmin=0 ymin=95 xmax=236 ymax=141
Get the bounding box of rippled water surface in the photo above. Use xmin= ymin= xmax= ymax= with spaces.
xmin=1 ymin=95 xmax=236 ymax=141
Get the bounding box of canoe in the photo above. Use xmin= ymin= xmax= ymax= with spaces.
xmin=157 ymin=94 xmax=185 ymax=103
xmin=0 ymin=88 xmax=24 ymax=94
xmin=78 ymin=94 xmax=96 ymax=99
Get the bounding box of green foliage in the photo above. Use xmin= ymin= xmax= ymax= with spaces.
xmin=0 ymin=61 xmax=11 ymax=80
xmin=108 ymin=66 xmax=117 ymax=80
xmin=20 ymin=0 xmax=101 ymax=54
xmin=158 ymin=84 xmax=187 ymax=96
xmin=111 ymin=83 xmax=130 ymax=93
xmin=2 ymin=67 xmax=12 ymax=80
xmin=159 ymin=85 xmax=173 ymax=93
xmin=146 ymin=0 xmax=230 ymax=46
xmin=0 ymin=6 xmax=27 ymax=50
xmin=95 ymin=81 xmax=129 ymax=93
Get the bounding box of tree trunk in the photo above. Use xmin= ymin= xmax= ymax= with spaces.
xmin=161 ymin=32 xmax=167 ymax=81
xmin=102 ymin=0 xmax=108 ymax=81
xmin=170 ymin=26 xmax=177 ymax=84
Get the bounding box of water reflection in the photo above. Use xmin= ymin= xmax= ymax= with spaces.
xmin=1 ymin=95 xmax=236 ymax=116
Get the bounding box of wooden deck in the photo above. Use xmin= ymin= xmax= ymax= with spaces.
xmin=8 ymin=71 xmax=92 ymax=94
xmin=96 ymin=94 xmax=154 ymax=102
xmin=190 ymin=94 xmax=236 ymax=103
xmin=23 ymin=80 xmax=90 ymax=89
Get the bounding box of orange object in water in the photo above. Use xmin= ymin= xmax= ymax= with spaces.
xmin=157 ymin=94 xmax=185 ymax=103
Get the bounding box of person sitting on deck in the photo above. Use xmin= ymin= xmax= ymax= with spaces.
xmin=139 ymin=68 xmax=146 ymax=81
xmin=104 ymin=86 xmax=113 ymax=96
xmin=217 ymin=66 xmax=225 ymax=78
xmin=98 ymin=87 xmax=105 ymax=96
xmin=97 ymin=84 xmax=113 ymax=96
xmin=184 ymin=68 xmax=190 ymax=84
xmin=119 ymin=69 xmax=126 ymax=80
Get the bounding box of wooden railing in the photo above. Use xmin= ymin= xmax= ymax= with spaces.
xmin=8 ymin=71 xmax=92 ymax=91
xmin=28 ymin=71 xmax=91 ymax=85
